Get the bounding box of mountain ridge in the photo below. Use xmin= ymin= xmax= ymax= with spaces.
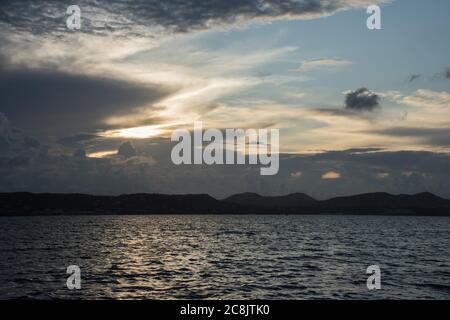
xmin=0 ymin=191 xmax=449 ymax=216
xmin=223 ymin=192 xmax=317 ymax=207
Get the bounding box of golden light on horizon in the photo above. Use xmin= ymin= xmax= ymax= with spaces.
xmin=87 ymin=150 xmax=117 ymax=158
xmin=321 ymin=171 xmax=342 ymax=180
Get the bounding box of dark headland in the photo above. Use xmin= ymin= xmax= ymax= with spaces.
xmin=1 ymin=192 xmax=449 ymax=216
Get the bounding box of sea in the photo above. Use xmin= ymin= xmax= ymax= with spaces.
xmin=0 ymin=215 xmax=449 ymax=299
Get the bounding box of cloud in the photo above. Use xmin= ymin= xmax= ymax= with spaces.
xmin=397 ymin=89 xmax=450 ymax=112
xmin=290 ymin=171 xmax=302 ymax=178
xmin=321 ymin=171 xmax=341 ymax=179
xmin=73 ymin=149 xmax=87 ymax=158
xmin=0 ymin=54 xmax=9 ymax=70
xmin=118 ymin=141 xmax=137 ymax=158
xmin=445 ymin=68 xmax=450 ymax=79
xmin=59 ymin=134 xmax=100 ymax=148
xmin=0 ymin=0 xmax=390 ymax=38
xmin=376 ymin=172 xmax=389 ymax=179
xmin=408 ymin=74 xmax=421 ymax=83
xmin=432 ymin=68 xmax=450 ymax=80
xmin=297 ymin=58 xmax=352 ymax=71
xmin=309 ymin=87 xmax=384 ymax=133
xmin=23 ymin=137 xmax=40 ymax=149
xmin=384 ymin=90 xmax=450 ymax=147
xmin=407 ymin=69 xmax=450 ymax=82
xmin=0 ymin=113 xmax=12 ymax=138
xmin=0 ymin=1 xmax=395 ymax=156
xmin=366 ymin=127 xmax=450 ymax=147
xmin=0 ymin=113 xmax=13 ymax=152
xmin=2 ymin=123 xmax=450 ymax=200
xmin=0 ymin=68 xmax=174 ymax=136
xmin=313 ymin=108 xmax=375 ymax=120
xmin=345 ymin=88 xmax=381 ymax=112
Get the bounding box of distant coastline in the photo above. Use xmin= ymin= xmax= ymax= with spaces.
xmin=1 ymin=192 xmax=449 ymax=217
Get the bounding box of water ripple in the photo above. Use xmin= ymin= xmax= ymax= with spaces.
xmin=0 ymin=215 xmax=449 ymax=299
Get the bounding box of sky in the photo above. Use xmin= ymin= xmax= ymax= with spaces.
xmin=0 ymin=0 xmax=450 ymax=199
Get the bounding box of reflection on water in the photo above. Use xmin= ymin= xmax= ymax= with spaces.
xmin=0 ymin=215 xmax=449 ymax=299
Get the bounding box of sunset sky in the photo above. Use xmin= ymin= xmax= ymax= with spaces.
xmin=1 ymin=0 xmax=449 ymax=199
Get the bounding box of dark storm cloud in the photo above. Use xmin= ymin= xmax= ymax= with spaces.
xmin=344 ymin=88 xmax=381 ymax=112
xmin=0 ymin=0 xmax=384 ymax=37
xmin=0 ymin=68 xmax=174 ymax=136
xmin=314 ymin=88 xmax=382 ymax=119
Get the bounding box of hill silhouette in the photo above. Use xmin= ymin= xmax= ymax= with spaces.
xmin=0 ymin=192 xmax=449 ymax=216
xmin=224 ymin=192 xmax=317 ymax=207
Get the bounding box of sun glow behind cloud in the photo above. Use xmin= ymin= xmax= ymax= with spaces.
xmin=100 ymin=125 xmax=164 ymax=139
xmin=2 ymin=0 xmax=450 ymax=200
xmin=87 ymin=150 xmax=117 ymax=158
xmin=1 ymin=0 xmax=449 ymax=155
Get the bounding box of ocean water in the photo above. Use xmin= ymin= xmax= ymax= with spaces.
xmin=0 ymin=215 xmax=449 ymax=299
